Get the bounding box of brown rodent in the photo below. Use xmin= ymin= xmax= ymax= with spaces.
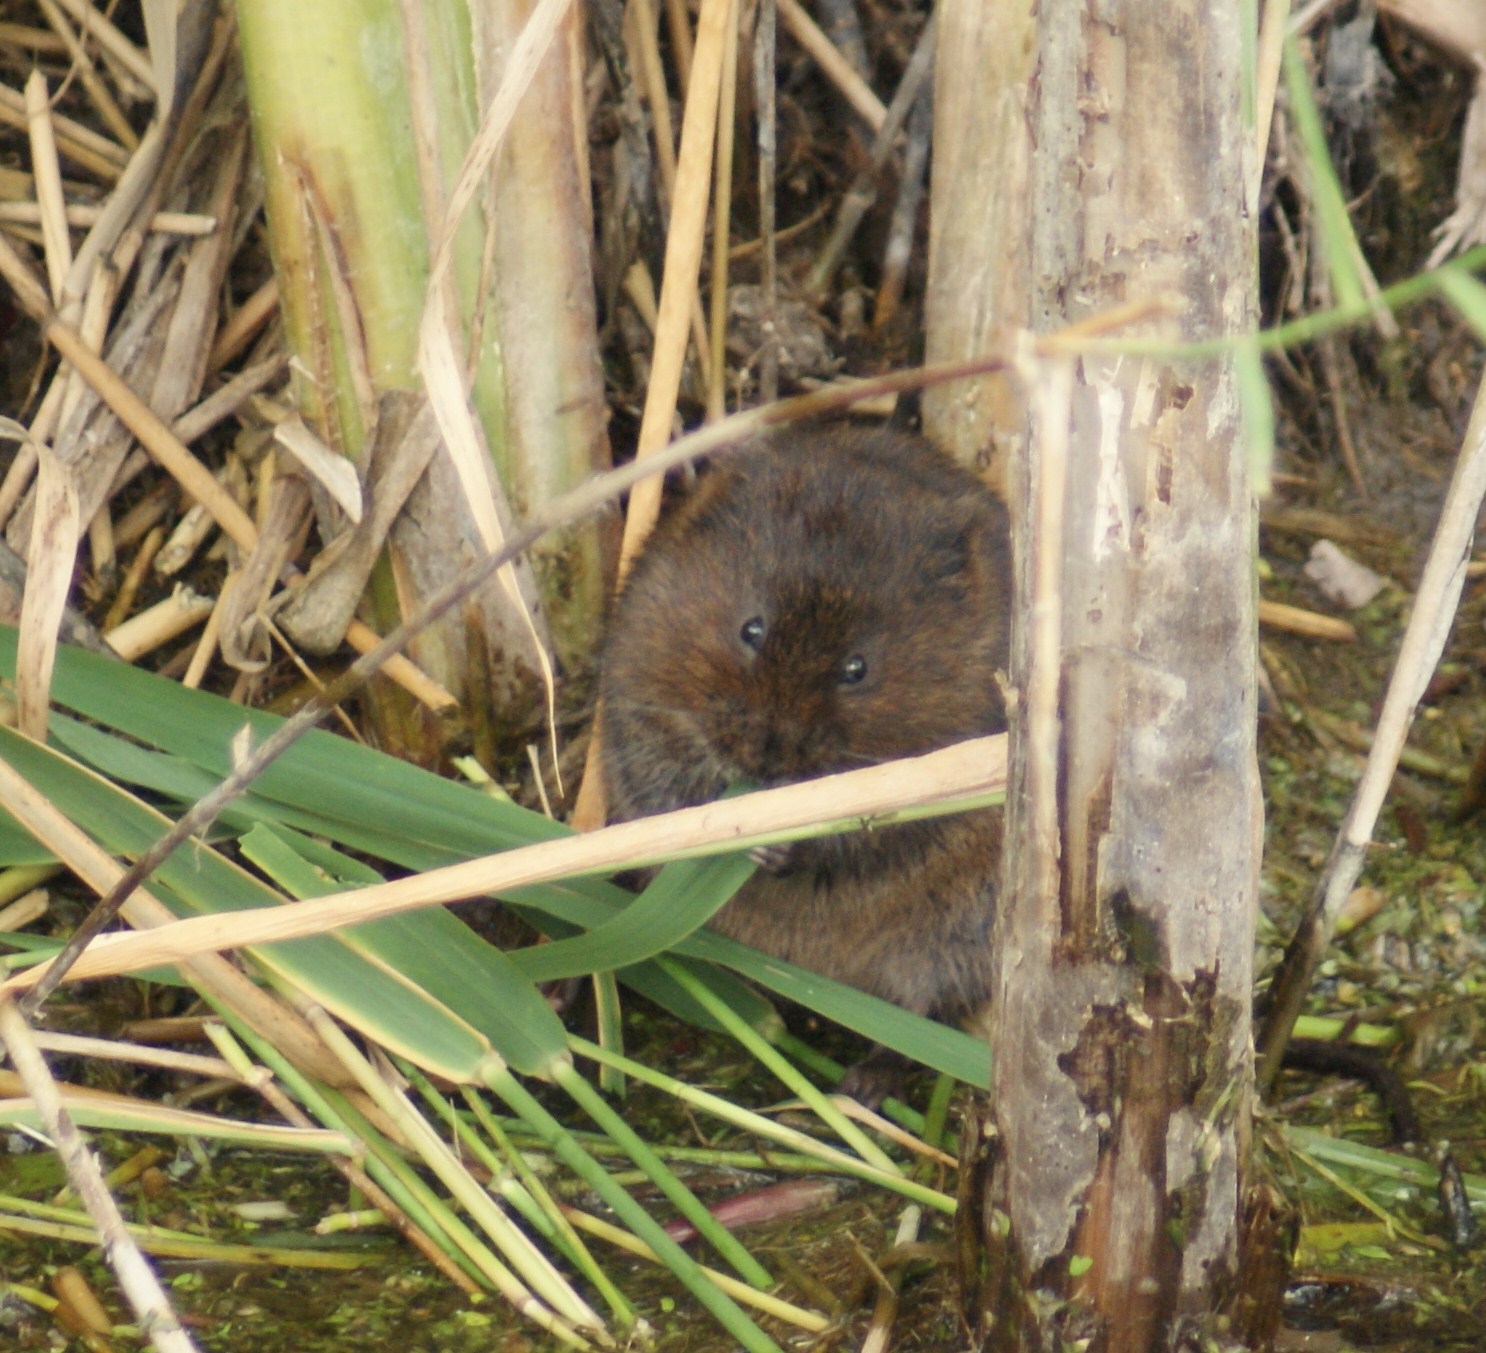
xmin=599 ymin=425 xmax=1010 ymax=1088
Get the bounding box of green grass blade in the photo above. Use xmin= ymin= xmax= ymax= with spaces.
xmin=553 ymin=1061 xmax=773 ymax=1288
xmin=1281 ymin=35 xmax=1366 ymax=311
xmin=1235 ymin=334 xmax=1274 ymax=496
xmin=659 ymin=958 xmax=899 ymax=1174
xmin=510 ymin=852 xmax=757 ymax=982
xmin=490 ymin=1067 xmax=783 ymax=1353
xmin=1433 ymin=263 xmax=1486 ymax=344
xmin=509 ymin=882 xmax=990 ymax=1086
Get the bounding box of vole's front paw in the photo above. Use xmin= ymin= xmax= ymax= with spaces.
xmin=748 ymin=842 xmax=795 ymax=874
xmin=837 ymin=1045 xmax=911 ymax=1110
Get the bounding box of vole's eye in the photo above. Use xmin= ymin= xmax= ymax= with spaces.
xmin=740 ymin=616 xmax=766 ymax=650
xmin=840 ymin=654 xmax=867 ymax=686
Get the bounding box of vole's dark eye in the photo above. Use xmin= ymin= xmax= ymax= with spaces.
xmin=740 ymin=616 xmax=766 ymax=650
xmin=840 ymin=654 xmax=867 ymax=686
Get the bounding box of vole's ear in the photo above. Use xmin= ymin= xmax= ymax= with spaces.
xmin=919 ymin=493 xmax=1011 ymax=585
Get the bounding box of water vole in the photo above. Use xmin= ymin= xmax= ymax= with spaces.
xmin=599 ymin=425 xmax=1010 ymax=1090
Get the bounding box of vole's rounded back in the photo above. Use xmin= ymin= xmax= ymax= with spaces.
xmin=599 ymin=425 xmax=1010 ymax=1027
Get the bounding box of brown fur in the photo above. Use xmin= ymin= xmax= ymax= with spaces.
xmin=599 ymin=425 xmax=1010 ymax=1025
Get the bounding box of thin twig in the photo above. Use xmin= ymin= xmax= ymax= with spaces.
xmin=872 ymin=86 xmax=931 ymax=330
xmin=806 ymin=10 xmax=935 ymax=300
xmin=754 ymin=0 xmax=778 ymax=404
xmin=775 ymin=0 xmax=885 ymax=131
xmin=705 ymin=0 xmax=738 ymax=420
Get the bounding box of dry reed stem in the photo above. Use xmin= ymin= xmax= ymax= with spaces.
xmin=100 ymin=523 xmax=163 ymax=629
xmin=0 ymin=80 xmax=128 ymax=178
xmin=1258 ymin=337 xmax=1486 ymax=1089
xmin=84 ymin=507 xmax=113 ymax=590
xmin=0 ymin=230 xmax=452 ymax=708
xmin=575 ymin=0 xmax=751 ymax=832
xmin=1254 ymin=0 xmax=1289 ymax=192
xmin=806 ymin=10 xmax=936 ymax=299
xmin=707 ymin=0 xmax=740 ymax=420
xmin=0 ymin=887 xmax=49 ymax=931
xmin=619 ymin=0 xmax=733 ymax=562
xmin=857 ymin=1204 xmax=921 ymax=1353
xmin=626 ymin=0 xmax=711 ymax=401
xmin=180 ymin=583 xmax=222 ymax=687
xmin=872 ymin=85 xmax=930 ymax=327
xmin=149 ymin=129 xmax=246 ymax=424
xmin=273 ymin=416 xmax=362 ymax=521
xmin=1257 ymin=598 xmax=1358 ymax=642
xmin=57 ymin=267 xmax=113 ymax=439
xmin=37 ymin=1 xmax=137 ymax=151
xmin=15 ymin=442 xmax=79 ymax=739
xmin=626 ymin=0 xmax=678 ymax=207
xmin=753 ymin=0 xmax=777 ymax=402
xmin=300 ymin=1006 xmax=601 ymax=1344
xmin=173 ymin=355 xmax=286 ymax=443
xmin=23 ymin=70 xmax=72 ymax=305
xmin=776 ymin=0 xmax=887 ymax=131
xmin=28 ymin=1031 xmax=241 ymax=1082
xmin=562 ymin=1207 xmax=831 ymax=1331
xmin=662 ymin=0 xmax=695 ymax=89
xmin=153 ymin=468 xmax=228 ymax=576
xmin=0 ymin=443 xmax=39 ymax=528
xmin=0 ymin=203 xmax=212 ymax=233
xmin=0 ymin=24 xmax=68 ymax=54
xmin=110 ymin=486 xmax=172 ymax=552
xmin=46 ymin=0 xmax=155 ymax=91
xmin=0 ymin=231 xmax=258 ymax=543
xmin=205 ymin=276 xmax=278 ymax=368
xmin=103 ymin=586 xmax=213 ymax=660
xmin=196 ymin=1030 xmax=481 ymax=1300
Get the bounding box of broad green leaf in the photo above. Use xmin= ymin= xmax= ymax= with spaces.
xmin=0 ymin=729 xmax=498 ymax=1082
xmin=0 ymin=820 xmax=56 ymax=867
xmin=0 ymin=629 xmax=566 ymax=858
xmin=241 ymin=823 xmax=569 ymax=1077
